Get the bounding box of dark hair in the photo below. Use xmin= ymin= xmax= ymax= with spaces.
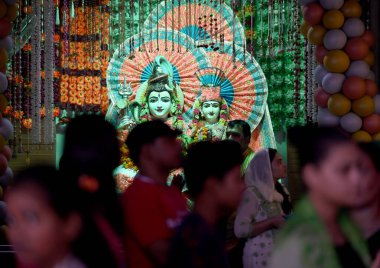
xmin=288 ymin=126 xmax=351 ymax=168
xmin=358 ymin=142 xmax=380 ymax=171
xmin=10 ymin=166 xmax=119 ymax=268
xmin=227 ymin=120 xmax=251 ymax=138
xmin=59 ymin=114 xmax=124 ymax=237
xmin=184 ymin=140 xmax=243 ymax=198
xmin=126 ymin=120 xmax=181 ymax=166
xmin=268 ymin=148 xmax=278 ymax=163
xmin=62 ymin=114 xmax=120 ymax=171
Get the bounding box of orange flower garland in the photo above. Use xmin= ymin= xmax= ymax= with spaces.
xmin=59 ymin=5 xmax=110 ymax=112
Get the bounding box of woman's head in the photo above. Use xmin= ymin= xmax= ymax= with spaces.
xmin=245 ymin=149 xmax=284 ymax=202
xmin=268 ymin=148 xmax=287 ymax=180
xmin=292 ymin=127 xmax=364 ymax=208
xmin=355 ymin=142 xmax=380 ymax=207
xmin=6 ymin=166 xmax=82 ymax=267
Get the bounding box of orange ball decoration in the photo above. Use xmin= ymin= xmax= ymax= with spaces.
xmin=341 ymin=0 xmax=363 ymax=18
xmin=315 ymin=87 xmax=331 ymax=108
xmin=315 ymin=45 xmax=328 ymax=64
xmin=352 ymin=130 xmax=372 ymax=142
xmin=373 ymin=132 xmax=380 ymax=141
xmin=0 ymin=94 xmax=8 ymax=112
xmin=342 ymin=76 xmax=366 ymax=100
xmin=361 ymin=30 xmax=375 ymax=47
xmin=300 ymin=21 xmax=311 ymax=37
xmin=352 ymin=95 xmax=375 ymax=117
xmin=366 ymin=80 xmax=378 ymax=97
xmin=344 ymin=38 xmax=369 ymax=60
xmin=363 ymin=51 xmax=375 ymax=66
xmin=303 ymin=3 xmax=325 ymax=26
xmin=323 ymin=10 xmax=345 ymax=29
xmin=5 ymin=4 xmax=18 ymax=22
xmin=0 ymin=154 xmax=7 ymax=175
xmin=323 ymin=50 xmax=350 ymax=73
xmin=363 ymin=114 xmax=380 ymax=134
xmin=0 ymin=0 xmax=6 ymax=19
xmin=0 ymin=18 xmax=11 ymax=38
xmin=328 ymin=93 xmax=351 ymax=116
xmin=0 ymin=48 xmax=7 ymax=67
xmin=1 ymin=145 xmax=11 ymax=161
xmin=308 ymin=25 xmax=327 ymax=45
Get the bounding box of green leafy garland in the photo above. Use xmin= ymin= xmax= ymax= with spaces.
xmin=237 ymin=1 xmax=306 ymax=133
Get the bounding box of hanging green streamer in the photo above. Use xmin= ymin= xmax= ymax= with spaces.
xmin=55 ymin=6 xmax=60 ymax=25
xmin=70 ymin=1 xmax=75 ymax=18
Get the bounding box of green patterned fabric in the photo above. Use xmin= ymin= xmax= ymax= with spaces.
xmin=271 ymin=198 xmax=372 ymax=268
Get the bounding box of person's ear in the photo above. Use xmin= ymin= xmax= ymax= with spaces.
xmin=302 ymin=164 xmax=318 ymax=190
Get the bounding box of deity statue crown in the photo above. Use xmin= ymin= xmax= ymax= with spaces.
xmin=195 ymin=67 xmax=226 ymax=102
xmin=199 ymin=86 xmax=221 ymax=102
xmin=147 ymin=66 xmax=172 ymax=93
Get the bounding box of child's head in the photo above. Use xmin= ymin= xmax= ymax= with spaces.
xmin=6 ymin=166 xmax=82 ymax=267
xmin=184 ymin=140 xmax=244 ymax=210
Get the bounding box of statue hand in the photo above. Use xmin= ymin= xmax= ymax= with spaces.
xmin=118 ymin=116 xmax=136 ymax=130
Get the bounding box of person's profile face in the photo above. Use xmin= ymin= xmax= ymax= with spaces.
xmin=225 ymin=125 xmax=248 ymax=151
xmin=149 ymin=136 xmax=182 ymax=170
xmin=355 ymin=150 xmax=380 ymax=207
xmin=305 ymin=143 xmax=365 ymax=208
xmin=271 ymin=153 xmax=287 ymax=180
xmin=214 ymin=165 xmax=245 ymax=210
xmin=6 ymin=185 xmax=74 ymax=266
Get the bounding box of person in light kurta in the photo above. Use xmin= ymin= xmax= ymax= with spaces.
xmin=234 ymin=148 xmax=287 ymax=268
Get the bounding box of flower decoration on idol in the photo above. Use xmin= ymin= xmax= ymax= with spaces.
xmin=190 ymin=67 xmax=229 ymax=141
xmin=301 ymin=0 xmax=380 ymax=141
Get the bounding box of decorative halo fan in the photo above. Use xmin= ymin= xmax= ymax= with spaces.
xmin=203 ymin=42 xmax=268 ymax=131
xmin=144 ymin=0 xmax=246 ymax=48
xmin=106 ymin=28 xmax=211 ymax=123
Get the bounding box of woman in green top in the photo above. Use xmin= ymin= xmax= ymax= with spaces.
xmin=271 ymin=127 xmax=375 ymax=268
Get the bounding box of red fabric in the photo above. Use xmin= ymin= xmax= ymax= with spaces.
xmin=94 ymin=214 xmax=126 ymax=268
xmin=122 ymin=178 xmax=188 ymax=268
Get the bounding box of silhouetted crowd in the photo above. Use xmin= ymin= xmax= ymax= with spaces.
xmin=1 ymin=115 xmax=380 ymax=268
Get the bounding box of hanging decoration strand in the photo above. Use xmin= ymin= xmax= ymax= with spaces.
xmin=43 ymin=0 xmax=55 ymax=143
xmin=250 ymin=0 xmax=254 ymax=57
xmin=31 ymin=0 xmax=42 ymax=143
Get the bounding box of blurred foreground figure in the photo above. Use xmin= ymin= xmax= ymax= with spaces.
xmin=351 ymin=143 xmax=380 ymax=260
xmin=167 ymin=140 xmax=244 ymax=268
xmin=59 ymin=115 xmax=125 ymax=268
xmin=122 ymin=120 xmax=188 ymax=268
xmin=271 ymin=127 xmax=373 ymax=268
xmin=7 ymin=166 xmax=91 ymax=268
